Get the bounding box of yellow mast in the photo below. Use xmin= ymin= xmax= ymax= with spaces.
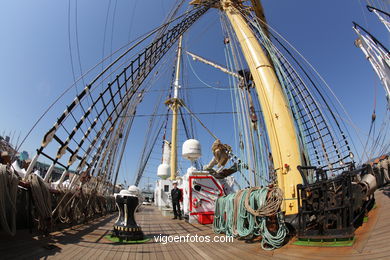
xmin=223 ymin=0 xmax=303 ymax=215
xmin=189 ymin=0 xmax=304 ymax=214
xmin=168 ymin=35 xmax=183 ymax=180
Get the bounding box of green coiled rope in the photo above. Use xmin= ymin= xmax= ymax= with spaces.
xmin=213 ymin=187 xmax=288 ymax=250
xmin=236 ymin=189 xmax=255 ymax=237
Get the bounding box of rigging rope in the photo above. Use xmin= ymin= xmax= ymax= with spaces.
xmin=133 ymin=52 xmax=175 ymax=186
xmin=17 ymin=5 xmax=208 ymax=156
xmin=186 ymin=52 xmax=231 ymax=91
xmin=241 ymin=7 xmax=355 ymax=172
xmin=368 ymin=5 xmax=390 ymax=32
xmin=244 ymin=9 xmax=363 ymax=166
xmin=220 ymin=12 xmax=269 ymax=186
xmin=179 ymin=100 xmax=219 ymax=140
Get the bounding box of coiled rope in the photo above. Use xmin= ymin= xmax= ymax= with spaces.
xmin=213 ymin=187 xmax=288 ymax=250
xmin=244 ymin=187 xmax=284 ymax=217
xmin=28 ymin=174 xmax=52 ymax=232
xmin=0 ymin=164 xmax=18 ymax=236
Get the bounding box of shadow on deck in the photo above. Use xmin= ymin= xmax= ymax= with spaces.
xmin=1 ymin=186 xmax=390 ymax=259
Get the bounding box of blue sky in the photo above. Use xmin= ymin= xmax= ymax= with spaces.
xmin=0 ymin=0 xmax=388 ymax=189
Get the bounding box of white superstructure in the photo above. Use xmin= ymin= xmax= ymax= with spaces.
xmin=154 ymin=138 xmax=235 ymax=224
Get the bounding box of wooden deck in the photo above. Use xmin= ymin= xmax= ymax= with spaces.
xmin=1 ymin=185 xmax=390 ymax=260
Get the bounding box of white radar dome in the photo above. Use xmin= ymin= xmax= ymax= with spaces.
xmin=157 ymin=163 xmax=170 ymax=179
xmin=182 ymin=139 xmax=201 ymax=161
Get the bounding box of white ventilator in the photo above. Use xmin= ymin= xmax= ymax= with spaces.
xmin=157 ymin=141 xmax=171 ymax=179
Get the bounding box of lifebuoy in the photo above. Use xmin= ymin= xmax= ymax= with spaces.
xmin=192 ymin=198 xmax=201 ymax=208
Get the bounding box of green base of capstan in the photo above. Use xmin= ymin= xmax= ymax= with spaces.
xmin=113 ymin=225 xmax=142 ymax=232
xmin=292 ymin=237 xmax=355 ymax=247
xmin=104 ymin=235 xmax=150 ymax=244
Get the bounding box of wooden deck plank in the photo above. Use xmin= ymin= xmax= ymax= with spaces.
xmin=1 ymin=185 xmax=390 ymax=259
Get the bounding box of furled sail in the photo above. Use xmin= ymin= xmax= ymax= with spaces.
xmin=354 ymin=6 xmax=390 ymax=108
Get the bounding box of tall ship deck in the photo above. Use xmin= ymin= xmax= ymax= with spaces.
xmin=0 ymin=0 xmax=389 ymax=259
xmin=1 ymin=185 xmax=389 ymax=260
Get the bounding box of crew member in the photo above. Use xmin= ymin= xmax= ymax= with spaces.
xmin=171 ymin=181 xmax=182 ymax=220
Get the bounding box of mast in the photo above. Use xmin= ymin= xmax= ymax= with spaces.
xmin=224 ymin=1 xmax=303 ymax=215
xmin=189 ymin=0 xmax=304 ymax=215
xmin=169 ymin=35 xmax=183 ymax=180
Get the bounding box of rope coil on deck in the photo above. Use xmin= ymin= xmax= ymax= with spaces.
xmin=0 ymin=164 xmax=19 ymax=236
xmin=28 ymin=174 xmax=52 ymax=232
xmin=244 ymin=187 xmax=283 ymax=217
xmin=213 ymin=187 xmax=288 ymax=250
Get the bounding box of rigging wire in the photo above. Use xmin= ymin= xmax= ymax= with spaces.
xmin=186 ymin=53 xmax=232 ymax=91
xmin=182 ymin=33 xmax=198 ymax=144
xmin=16 ymin=6 xmax=204 ymax=154
xmin=73 ymin=0 xmax=106 ymax=138
xmin=218 ymin=12 xmax=243 ymax=185
xmin=247 ymin=10 xmax=364 ymax=164
xmin=221 ymin=13 xmax=254 ymax=185
xmin=64 ymin=0 xmax=103 ymax=157
xmin=74 ymin=0 xmax=86 ymax=92
xmin=180 ymin=101 xmax=218 ymax=140
xmin=108 ymin=48 xmax=175 ymax=187
xmin=359 ymin=0 xmax=371 ymax=30
xmin=68 ymin=0 xmax=78 ymax=92
xmin=133 ymin=54 xmax=174 ymax=186
xmin=111 ymin=32 xmax=179 ymax=187
xmin=245 ymin=10 xmax=346 ymax=169
xmin=221 ymin=12 xmax=269 ymax=185
xmin=101 ymin=0 xmax=113 ymax=90
xmin=127 ymin=0 xmax=138 ymax=42
xmin=109 ymin=0 xmax=118 ymax=80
